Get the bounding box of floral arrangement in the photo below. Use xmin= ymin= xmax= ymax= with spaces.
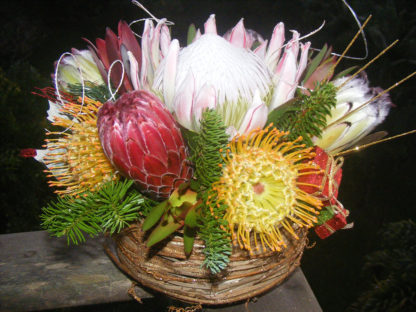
xmin=28 ymin=2 xmax=415 ymax=277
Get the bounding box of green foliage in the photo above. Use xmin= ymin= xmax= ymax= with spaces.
xmin=268 ymin=82 xmax=337 ymax=146
xmin=193 ymin=109 xmax=229 ymax=189
xmin=348 ymin=220 xmax=416 ymax=312
xmin=302 ymin=44 xmax=332 ymax=84
xmin=143 ymin=187 xmax=199 ymax=256
xmin=41 ymin=179 xmax=154 ymax=244
xmin=67 ymin=82 xmax=111 ymax=103
xmin=179 ymin=110 xmax=232 ymax=272
xmin=187 ymin=24 xmax=197 ymax=45
xmin=198 ymin=189 xmax=232 ymax=274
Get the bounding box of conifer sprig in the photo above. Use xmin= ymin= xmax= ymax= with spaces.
xmin=268 ymin=82 xmax=337 ymax=146
xmin=67 ymin=82 xmax=111 ymax=103
xmin=193 ymin=109 xmax=229 ymax=189
xmin=41 ymin=179 xmax=154 ymax=244
xmin=198 ymin=189 xmax=232 ymax=274
xmin=190 ymin=109 xmax=232 ymax=274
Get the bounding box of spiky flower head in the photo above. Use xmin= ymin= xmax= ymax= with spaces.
xmin=313 ymin=73 xmax=392 ymax=153
xmin=153 ymin=15 xmax=310 ymax=137
xmin=212 ymin=126 xmax=322 ymax=253
xmin=97 ymin=90 xmax=193 ymax=200
xmin=36 ymin=94 xmax=117 ymax=196
xmin=54 ymin=49 xmax=105 ymax=94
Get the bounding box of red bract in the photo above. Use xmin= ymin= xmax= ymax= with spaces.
xmin=85 ymin=20 xmax=142 ymax=94
xmin=97 ymin=90 xmax=193 ymax=200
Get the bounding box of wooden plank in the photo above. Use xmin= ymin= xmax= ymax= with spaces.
xmin=0 ymin=231 xmax=151 ymax=311
xmin=0 ymin=231 xmax=322 ymax=311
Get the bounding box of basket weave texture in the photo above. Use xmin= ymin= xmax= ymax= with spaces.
xmin=113 ymin=223 xmax=308 ymax=305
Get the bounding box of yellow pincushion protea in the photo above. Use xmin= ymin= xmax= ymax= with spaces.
xmin=39 ymin=97 xmax=117 ymax=196
xmin=213 ymin=126 xmax=322 ymax=253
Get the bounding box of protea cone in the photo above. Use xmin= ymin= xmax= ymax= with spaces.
xmin=97 ymin=90 xmax=193 ymax=200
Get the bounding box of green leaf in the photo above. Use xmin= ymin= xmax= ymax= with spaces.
xmin=333 ymin=66 xmax=358 ymax=80
xmin=184 ymin=204 xmax=199 ymax=228
xmin=180 ymin=126 xmax=200 ymax=159
xmin=142 ymin=201 xmax=169 ymax=231
xmin=146 ymin=216 xmax=182 ymax=247
xmin=169 ymin=188 xmax=197 ymax=210
xmin=183 ymin=225 xmax=196 ymax=257
xmin=302 ymin=44 xmax=328 ymax=84
xmin=187 ymin=24 xmax=197 ymax=45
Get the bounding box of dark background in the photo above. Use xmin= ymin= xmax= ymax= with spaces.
xmin=1 ymin=0 xmax=415 ymax=311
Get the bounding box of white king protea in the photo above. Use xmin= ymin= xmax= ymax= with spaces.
xmin=313 ymin=73 xmax=392 ymax=153
xmin=153 ymin=15 xmax=310 ymax=136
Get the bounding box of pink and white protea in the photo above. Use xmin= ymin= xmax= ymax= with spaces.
xmin=313 ymin=73 xmax=392 ymax=153
xmin=86 ymin=19 xmax=171 ymax=94
xmin=54 ymin=49 xmax=105 ymax=93
xmin=97 ymin=90 xmax=193 ymax=200
xmin=226 ymin=18 xmax=310 ymax=110
xmin=153 ymin=15 xmax=310 ymax=136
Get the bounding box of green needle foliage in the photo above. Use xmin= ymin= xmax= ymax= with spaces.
xmin=41 ymin=179 xmax=154 ymax=244
xmin=198 ymin=189 xmax=232 ymax=274
xmin=268 ymin=82 xmax=337 ymax=146
xmin=67 ymin=82 xmax=111 ymax=103
xmin=193 ymin=109 xmax=229 ymax=189
xmin=184 ymin=109 xmax=232 ymax=273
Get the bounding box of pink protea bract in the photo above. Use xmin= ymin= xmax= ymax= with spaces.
xmin=97 ymin=90 xmax=193 ymax=200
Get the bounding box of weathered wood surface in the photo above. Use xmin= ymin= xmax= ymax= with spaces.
xmin=0 ymin=231 xmax=322 ymax=311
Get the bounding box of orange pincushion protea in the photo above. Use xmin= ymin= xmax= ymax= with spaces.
xmin=39 ymin=96 xmax=117 ymax=196
xmin=213 ymin=126 xmax=323 ymax=253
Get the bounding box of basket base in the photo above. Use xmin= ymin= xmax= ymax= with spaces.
xmin=112 ymin=224 xmax=308 ymax=305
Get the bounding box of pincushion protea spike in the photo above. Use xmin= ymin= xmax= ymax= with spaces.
xmin=97 ymin=90 xmax=193 ymax=200
xmin=212 ymin=126 xmax=322 ymax=254
xmin=34 ymin=90 xmax=118 ymax=196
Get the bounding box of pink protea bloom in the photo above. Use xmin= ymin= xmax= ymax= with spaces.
xmin=153 ymin=15 xmax=310 ymax=137
xmin=222 ymin=16 xmax=310 ymax=110
xmin=86 ymin=19 xmax=171 ymax=94
xmin=97 ymin=90 xmax=193 ymax=200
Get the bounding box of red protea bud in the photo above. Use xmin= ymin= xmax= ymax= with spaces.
xmin=97 ymin=90 xmax=193 ymax=200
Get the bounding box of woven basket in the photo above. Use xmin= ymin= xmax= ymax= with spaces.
xmin=109 ymin=223 xmax=308 ymax=305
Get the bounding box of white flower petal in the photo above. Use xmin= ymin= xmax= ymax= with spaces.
xmin=160 ymin=24 xmax=171 ymax=57
xmin=47 ymin=100 xmax=66 ymax=122
xmin=193 ymin=84 xmax=217 ymax=130
xmin=228 ymin=19 xmax=247 ymax=48
xmin=270 ymin=51 xmax=297 ymax=110
xmin=265 ymin=22 xmax=285 ymax=71
xmin=34 ymin=149 xmax=48 ymax=163
xmin=127 ymin=51 xmax=141 ymax=90
xmin=254 ymin=40 xmax=268 ymax=59
xmin=238 ymin=90 xmax=268 ymax=134
xmin=295 ymin=42 xmax=311 ymax=83
xmin=204 ymin=14 xmax=217 ymax=34
xmin=194 ymin=29 xmax=202 ymax=42
xmin=174 ymin=70 xmax=196 ymax=130
xmin=161 ymin=39 xmax=180 ymax=111
xmin=140 ymin=19 xmax=154 ymax=88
